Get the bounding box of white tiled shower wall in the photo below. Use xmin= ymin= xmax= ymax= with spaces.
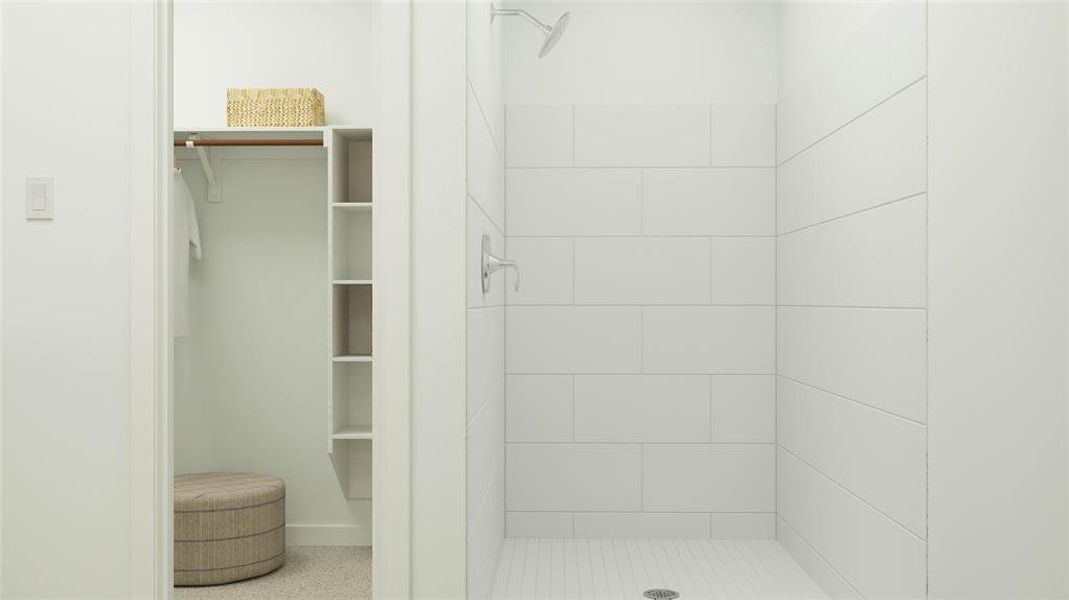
xmin=504 ymin=104 xmax=778 ymax=539
xmin=775 ymin=3 xmax=928 ymax=598
xmin=466 ymin=0 xmax=507 ymax=598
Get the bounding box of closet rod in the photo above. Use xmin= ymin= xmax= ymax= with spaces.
xmin=173 ymin=138 xmax=323 ymax=147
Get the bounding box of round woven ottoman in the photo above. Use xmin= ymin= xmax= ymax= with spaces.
xmin=174 ymin=472 xmax=286 ymax=586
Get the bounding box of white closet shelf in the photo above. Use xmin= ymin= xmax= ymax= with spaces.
xmin=333 ymin=355 xmax=373 ymax=363
xmin=332 ymin=425 xmax=372 ymax=441
xmin=333 ymin=279 xmax=373 ymax=285
xmin=332 ymin=202 xmax=373 ymax=210
xmin=175 ymin=125 xmax=372 ymax=142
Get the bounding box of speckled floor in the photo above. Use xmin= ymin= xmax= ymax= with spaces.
xmin=175 ymin=546 xmax=372 ymax=600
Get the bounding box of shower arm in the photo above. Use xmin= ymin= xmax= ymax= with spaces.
xmin=490 ymin=6 xmax=553 ymax=35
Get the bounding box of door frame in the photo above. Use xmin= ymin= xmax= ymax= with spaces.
xmin=134 ymin=1 xmax=413 ymax=597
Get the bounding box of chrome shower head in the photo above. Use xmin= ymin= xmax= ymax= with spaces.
xmin=538 ymin=12 xmax=570 ymax=58
xmin=491 ymin=6 xmax=570 ymax=59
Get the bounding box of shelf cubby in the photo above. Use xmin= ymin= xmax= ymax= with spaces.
xmin=332 ymin=209 xmax=372 ymax=281
xmin=332 ymin=283 xmax=372 ymax=359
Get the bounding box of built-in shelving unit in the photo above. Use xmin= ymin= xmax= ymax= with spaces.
xmin=174 ymin=124 xmax=375 ymax=502
xmin=326 ymin=126 xmax=374 ymax=501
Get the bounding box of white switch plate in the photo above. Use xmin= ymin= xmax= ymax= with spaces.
xmin=26 ymin=177 xmax=54 ymax=221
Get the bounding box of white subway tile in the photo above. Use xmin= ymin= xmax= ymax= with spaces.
xmin=507 ymin=306 xmax=641 ymax=373
xmin=777 ymin=517 xmax=862 ymax=599
xmin=507 ymin=444 xmax=642 ymax=512
xmin=711 ymin=104 xmax=776 ymax=167
xmin=467 ymin=306 xmax=504 ymax=419
xmin=778 ymin=81 xmax=927 ymax=233
xmin=574 ymin=106 xmax=711 ymax=167
xmin=573 ymin=513 xmax=711 ymax=539
xmin=778 ymin=195 xmax=927 ymax=308
xmin=506 ymin=238 xmax=573 ymax=305
xmin=777 ymin=306 xmax=926 ymax=423
xmin=467 ymin=384 xmax=504 ymax=530
xmin=467 ymin=88 xmax=505 ymax=230
xmin=711 ymin=237 xmax=775 ymax=304
xmin=709 ymin=513 xmax=776 ymax=539
xmin=710 ymin=375 xmax=775 ymax=443
xmin=466 ymin=0 xmax=505 ymax=149
xmin=467 ymin=198 xmax=505 ymax=308
xmin=573 ymin=375 xmax=710 ymax=443
xmin=643 ymin=169 xmax=775 ymax=236
xmin=777 ymin=3 xmax=927 ymax=160
xmin=643 ymin=444 xmax=775 ymax=512
xmin=506 ymin=106 xmax=573 ymax=167
xmin=574 ymin=238 xmax=711 ymax=305
xmin=506 ymin=374 xmax=573 ymax=443
xmin=506 ymin=512 xmax=574 ymax=538
xmin=778 ymin=449 xmax=926 ymax=598
xmin=467 ymin=463 xmax=505 ymax=600
xmin=507 ymin=169 xmax=642 ymax=236
xmin=643 ymin=307 xmax=775 ymax=374
xmin=778 ymin=377 xmax=926 ymax=538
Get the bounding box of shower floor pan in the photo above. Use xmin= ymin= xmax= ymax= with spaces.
xmin=491 ymin=539 xmax=825 ymax=600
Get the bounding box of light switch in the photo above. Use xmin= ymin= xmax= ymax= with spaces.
xmin=26 ymin=177 xmax=54 ymax=221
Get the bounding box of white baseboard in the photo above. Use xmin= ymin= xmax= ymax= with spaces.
xmin=286 ymin=523 xmax=371 ymax=546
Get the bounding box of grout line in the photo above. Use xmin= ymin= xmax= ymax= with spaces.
xmin=773 ymin=97 xmax=780 ymax=521
xmin=467 ymin=77 xmax=505 ymax=164
xmin=708 ymin=375 xmax=715 ymax=444
xmin=708 ymin=237 xmax=715 ymax=304
xmin=777 ymin=303 xmax=925 ymax=311
xmin=507 ymin=441 xmax=777 ymax=446
xmin=570 ymin=237 xmax=576 ymax=303
xmin=507 ymin=234 xmax=778 ymax=239
xmin=506 ymin=372 xmax=776 ymax=377
xmin=468 ymin=191 xmax=506 ymax=239
xmin=776 ymin=191 xmax=926 ymax=237
xmin=777 ymin=515 xmax=865 ymax=597
xmin=639 ymin=307 xmax=645 ymax=374
xmin=777 ymin=374 xmax=927 ymax=428
xmin=506 ymin=510 xmax=778 ymax=515
xmin=469 ymin=453 xmax=508 ymax=541
xmin=505 ymin=165 xmax=774 ymax=171
xmin=570 ymin=105 xmax=576 ymax=166
xmin=639 ymin=169 xmax=646 ymax=236
xmin=507 ymin=303 xmax=776 ymax=308
xmin=640 ymin=444 xmax=645 ymax=512
xmin=709 ymin=104 xmax=714 ymax=167
xmin=570 ymin=375 xmax=576 ymax=443
xmin=777 ymin=75 xmax=928 ymax=168
xmin=467 ymin=379 xmax=505 ymax=430
xmin=778 ymin=445 xmax=927 ymax=542
xmin=924 ymin=4 xmax=932 ymax=594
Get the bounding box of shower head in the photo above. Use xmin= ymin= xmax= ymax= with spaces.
xmin=491 ymin=6 xmax=570 ymax=59
xmin=538 ymin=12 xmax=570 ymax=58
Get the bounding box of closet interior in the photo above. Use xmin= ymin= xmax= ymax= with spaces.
xmin=171 ymin=3 xmax=377 ymax=596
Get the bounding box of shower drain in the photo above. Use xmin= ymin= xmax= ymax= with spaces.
xmin=643 ymin=590 xmax=680 ymax=600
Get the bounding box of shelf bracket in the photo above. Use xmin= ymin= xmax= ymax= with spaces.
xmin=186 ymin=134 xmax=220 ymax=202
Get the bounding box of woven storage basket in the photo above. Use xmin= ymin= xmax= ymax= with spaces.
xmin=226 ymin=88 xmax=325 ymax=127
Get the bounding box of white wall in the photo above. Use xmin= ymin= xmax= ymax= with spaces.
xmin=775 ymin=3 xmax=928 ymax=597
xmin=410 ymin=1 xmax=468 ymax=597
xmin=1 ymin=2 xmax=154 ymax=596
xmin=502 ymin=1 xmax=780 ymax=540
xmin=174 ymin=1 xmax=375 ymax=126
xmin=466 ymin=0 xmax=508 ymax=597
xmin=504 ymin=1 xmax=777 ymax=105
xmin=928 ymin=2 xmax=1068 ymax=597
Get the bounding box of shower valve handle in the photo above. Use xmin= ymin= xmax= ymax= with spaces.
xmin=482 ymin=234 xmax=520 ymax=294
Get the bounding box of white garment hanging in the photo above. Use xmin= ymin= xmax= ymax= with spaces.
xmin=174 ymin=170 xmax=202 ymax=337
